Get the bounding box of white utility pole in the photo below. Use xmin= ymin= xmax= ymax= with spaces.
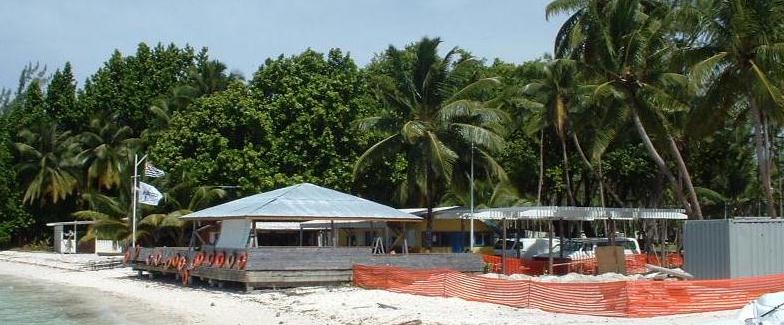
xmin=131 ymin=154 xmax=147 ymax=248
xmin=469 ymin=141 xmax=475 ymax=251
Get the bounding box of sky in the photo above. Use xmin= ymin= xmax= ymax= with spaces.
xmin=0 ymin=0 xmax=566 ymax=91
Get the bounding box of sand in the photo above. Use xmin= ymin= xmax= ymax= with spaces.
xmin=0 ymin=251 xmax=739 ymax=325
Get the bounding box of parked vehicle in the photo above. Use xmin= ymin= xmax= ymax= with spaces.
xmin=533 ymin=237 xmax=641 ymax=261
xmin=493 ymin=238 xmax=557 ymax=258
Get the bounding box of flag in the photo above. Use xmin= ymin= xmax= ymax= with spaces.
xmin=138 ymin=182 xmax=163 ymax=206
xmin=144 ymin=162 xmax=166 ymax=178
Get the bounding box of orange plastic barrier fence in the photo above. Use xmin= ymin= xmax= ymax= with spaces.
xmin=482 ymin=253 xmax=684 ymax=276
xmin=353 ymin=264 xmax=784 ymax=317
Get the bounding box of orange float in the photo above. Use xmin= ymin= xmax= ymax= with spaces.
xmin=213 ymin=251 xmax=225 ymax=268
xmin=235 ymin=252 xmax=248 ymax=270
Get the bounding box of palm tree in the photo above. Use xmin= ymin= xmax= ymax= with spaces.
xmin=685 ymin=0 xmax=784 ymax=217
xmin=140 ymin=184 xmax=227 ymax=246
xmin=73 ymin=192 xmax=132 ymax=243
xmin=77 ymin=114 xmax=139 ymax=191
xmin=524 ymin=59 xmax=580 ymax=205
xmin=14 ymin=123 xmax=80 ymax=205
xmin=549 ymin=0 xmax=704 ymax=218
xmin=354 ymin=37 xmax=506 ymax=248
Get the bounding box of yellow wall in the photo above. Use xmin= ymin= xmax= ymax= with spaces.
xmin=408 ymin=219 xmax=492 ymax=232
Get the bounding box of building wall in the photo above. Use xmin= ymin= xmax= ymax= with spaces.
xmin=685 ymin=218 xmax=784 ymax=279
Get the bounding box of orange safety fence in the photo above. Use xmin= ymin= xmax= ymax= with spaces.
xmin=482 ymin=253 xmax=684 ymax=276
xmin=353 ymin=264 xmax=784 ymax=317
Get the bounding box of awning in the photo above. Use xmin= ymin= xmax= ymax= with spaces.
xmin=469 ymin=206 xmax=688 ymax=221
xmin=254 ymin=220 xmax=388 ymax=231
xmin=181 ymin=183 xmax=422 ymax=222
xmin=46 ymin=221 xmax=96 ymax=227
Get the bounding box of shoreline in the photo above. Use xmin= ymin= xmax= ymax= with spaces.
xmin=0 ymin=252 xmax=740 ymax=325
xmin=0 ymin=260 xmax=319 ymax=325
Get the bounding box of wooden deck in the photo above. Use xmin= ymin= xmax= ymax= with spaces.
xmin=130 ymin=246 xmax=483 ymax=289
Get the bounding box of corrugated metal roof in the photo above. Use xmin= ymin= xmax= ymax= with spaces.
xmin=470 ymin=206 xmax=688 ymax=220
xmin=181 ymin=183 xmax=422 ymax=221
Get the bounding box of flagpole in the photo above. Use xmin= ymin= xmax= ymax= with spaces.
xmin=132 ymin=154 xmax=138 ymax=248
xmin=131 ymin=154 xmax=148 ymax=248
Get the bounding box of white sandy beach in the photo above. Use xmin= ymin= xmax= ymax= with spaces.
xmin=0 ymin=251 xmax=738 ymax=325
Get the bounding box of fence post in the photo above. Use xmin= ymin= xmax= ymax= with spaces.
xmin=442 ymin=270 xmax=447 ymax=298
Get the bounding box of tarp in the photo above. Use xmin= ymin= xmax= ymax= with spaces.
xmin=215 ymin=219 xmax=252 ymax=249
xmin=180 ymin=183 xmax=421 ymax=222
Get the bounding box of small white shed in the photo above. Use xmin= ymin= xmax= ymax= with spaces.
xmin=46 ymin=220 xmax=123 ymax=255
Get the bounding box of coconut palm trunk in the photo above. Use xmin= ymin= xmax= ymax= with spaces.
xmin=630 ymin=106 xmax=694 ymax=217
xmin=537 ymin=129 xmax=545 ymax=205
xmin=750 ymin=97 xmax=777 ymax=217
xmin=666 ymin=136 xmax=703 ymax=219
xmin=570 ymin=131 xmax=624 ymax=207
xmin=559 ymin=132 xmax=577 ymax=206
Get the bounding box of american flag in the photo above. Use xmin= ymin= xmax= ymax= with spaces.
xmin=144 ymin=162 xmax=166 ymax=178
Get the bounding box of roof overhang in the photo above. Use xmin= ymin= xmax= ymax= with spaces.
xmin=46 ymin=221 xmax=96 ymax=227
xmin=469 ymin=206 xmax=688 ymax=221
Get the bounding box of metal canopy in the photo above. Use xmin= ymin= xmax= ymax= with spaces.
xmin=470 ymin=206 xmax=688 ymax=221
xmin=180 ymin=183 xmax=422 ymax=222
xmin=46 ymin=220 xmax=95 ymax=227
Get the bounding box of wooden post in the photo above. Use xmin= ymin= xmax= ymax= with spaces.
xmin=660 ymin=220 xmax=667 ymax=267
xmin=402 ymin=222 xmax=408 ymax=254
xmin=502 ymin=218 xmax=507 ymax=275
xmin=515 ymin=219 xmax=521 ymax=258
xmin=370 ymin=221 xmax=375 ymax=246
xmin=548 ymin=220 xmax=554 ymax=274
xmin=251 ymin=220 xmax=257 ymax=248
xmin=299 ymin=224 xmax=304 ymax=247
xmin=558 ymin=219 xmax=565 ymax=258
xmin=331 ymin=220 xmax=336 ymax=247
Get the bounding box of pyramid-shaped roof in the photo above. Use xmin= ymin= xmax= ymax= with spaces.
xmin=180 ymin=183 xmax=421 ymax=222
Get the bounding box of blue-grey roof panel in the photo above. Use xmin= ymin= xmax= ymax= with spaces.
xmin=180 ymin=183 xmax=421 ymax=221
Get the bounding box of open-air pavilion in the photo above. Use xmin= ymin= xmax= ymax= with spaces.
xmin=466 ymin=206 xmax=688 ymax=274
xmin=129 ymin=183 xmax=484 ymax=289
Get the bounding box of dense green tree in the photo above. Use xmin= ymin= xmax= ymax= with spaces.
xmin=251 ymin=49 xmax=377 ymax=191
xmin=151 ymin=82 xmax=278 ymax=191
xmin=79 ymin=43 xmax=196 ymax=134
xmin=354 ymin=38 xmax=507 ymax=248
xmin=0 ymin=118 xmax=33 ymax=247
xmin=45 ymin=62 xmax=81 ymax=130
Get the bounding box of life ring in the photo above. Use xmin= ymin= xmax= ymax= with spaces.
xmin=177 ymin=256 xmax=187 ymax=271
xmin=205 ymin=251 xmax=215 ymax=266
xmin=167 ymin=255 xmax=178 ymax=269
xmin=123 ymin=250 xmax=131 ymax=264
xmin=225 ymin=253 xmax=236 ymax=269
xmin=193 ymin=252 xmax=205 ymax=267
xmin=181 ymin=270 xmax=190 ymax=286
xmin=236 ymin=252 xmax=248 ymax=270
xmin=213 ymin=251 xmax=225 ymax=268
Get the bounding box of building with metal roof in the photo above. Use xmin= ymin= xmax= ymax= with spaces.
xmin=180 ymin=183 xmax=421 ymax=222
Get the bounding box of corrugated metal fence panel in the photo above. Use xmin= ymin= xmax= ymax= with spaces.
xmin=684 ymin=220 xmax=730 ymax=279
xmin=729 ymin=219 xmax=784 ymax=278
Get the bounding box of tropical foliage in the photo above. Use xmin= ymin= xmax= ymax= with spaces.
xmin=1 ymin=0 xmax=783 ymax=248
